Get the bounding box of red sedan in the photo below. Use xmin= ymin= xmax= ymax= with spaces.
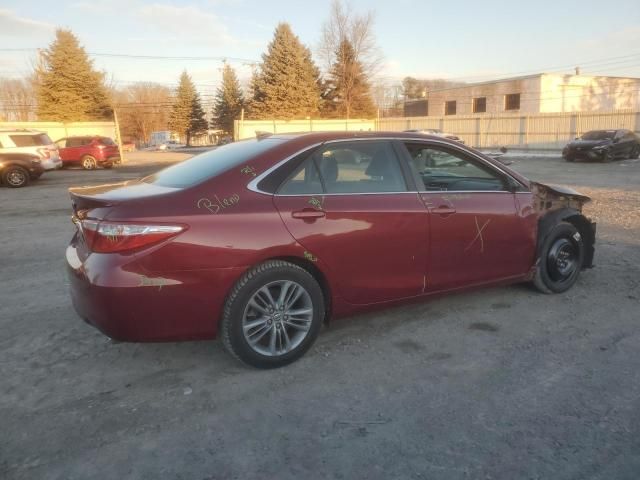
xmin=66 ymin=132 xmax=596 ymax=368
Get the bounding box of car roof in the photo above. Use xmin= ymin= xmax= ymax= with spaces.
xmin=267 ymin=130 xmax=456 ymax=144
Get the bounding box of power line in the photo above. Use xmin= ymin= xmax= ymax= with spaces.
xmin=0 ymin=48 xmax=257 ymax=64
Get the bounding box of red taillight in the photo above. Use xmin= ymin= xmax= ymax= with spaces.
xmin=37 ymin=147 xmax=51 ymax=159
xmin=80 ymin=220 xmax=185 ymax=253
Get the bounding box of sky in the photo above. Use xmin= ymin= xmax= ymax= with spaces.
xmin=1 ymin=0 xmax=640 ymax=98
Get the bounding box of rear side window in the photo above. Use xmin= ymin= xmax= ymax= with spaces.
xmin=9 ymin=134 xmax=52 ymax=147
xmin=144 ymin=138 xmax=283 ymax=188
xmin=99 ymin=137 xmax=116 ymax=146
xmin=66 ymin=138 xmax=84 ymax=147
xmin=278 ymin=141 xmax=407 ymax=194
xmin=278 ymin=158 xmax=323 ymax=195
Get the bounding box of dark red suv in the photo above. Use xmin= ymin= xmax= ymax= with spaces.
xmin=56 ymin=136 xmax=120 ymax=170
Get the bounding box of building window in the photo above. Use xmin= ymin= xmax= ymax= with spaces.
xmin=505 ymin=93 xmax=520 ymax=111
xmin=445 ymin=100 xmax=456 ymax=115
xmin=473 ymin=97 xmax=487 ymax=113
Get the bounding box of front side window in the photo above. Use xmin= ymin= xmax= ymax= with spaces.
xmin=403 ymin=143 xmax=507 ymax=192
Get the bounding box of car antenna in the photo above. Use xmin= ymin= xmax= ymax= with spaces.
xmin=255 ymin=131 xmax=273 ymax=140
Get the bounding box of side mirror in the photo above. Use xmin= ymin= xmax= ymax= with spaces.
xmin=613 ymin=138 xmax=620 ymax=144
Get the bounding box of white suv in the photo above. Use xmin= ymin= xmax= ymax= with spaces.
xmin=0 ymin=129 xmax=62 ymax=170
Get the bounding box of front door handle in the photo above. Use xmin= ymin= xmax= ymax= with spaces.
xmin=292 ymin=209 xmax=326 ymax=219
xmin=431 ymin=206 xmax=456 ymax=216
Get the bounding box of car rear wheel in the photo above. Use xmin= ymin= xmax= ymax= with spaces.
xmin=533 ymin=222 xmax=584 ymax=294
xmin=630 ymin=145 xmax=640 ymax=159
xmin=81 ymin=155 xmax=97 ymax=170
xmin=221 ymin=260 xmax=325 ymax=368
xmin=2 ymin=166 xmax=30 ymax=188
xmin=564 ymin=156 xmax=574 ymax=162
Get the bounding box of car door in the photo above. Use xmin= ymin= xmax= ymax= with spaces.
xmin=62 ymin=137 xmax=85 ymax=162
xmin=399 ymin=141 xmax=535 ymax=291
xmin=274 ymin=140 xmax=428 ymax=305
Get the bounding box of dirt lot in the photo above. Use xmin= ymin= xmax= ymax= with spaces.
xmin=1 ymin=152 xmax=639 ymax=480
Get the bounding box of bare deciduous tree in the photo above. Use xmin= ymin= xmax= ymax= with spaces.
xmin=0 ymin=77 xmax=37 ymax=121
xmin=113 ymin=82 xmax=172 ymax=144
xmin=318 ymin=0 xmax=383 ymax=78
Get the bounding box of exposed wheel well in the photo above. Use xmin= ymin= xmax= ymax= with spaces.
xmin=538 ymin=209 xmax=596 ymax=268
xmin=271 ymin=256 xmax=332 ymax=322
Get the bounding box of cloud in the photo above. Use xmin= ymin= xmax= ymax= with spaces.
xmin=0 ymin=8 xmax=55 ymax=37
xmin=136 ymin=4 xmax=238 ymax=46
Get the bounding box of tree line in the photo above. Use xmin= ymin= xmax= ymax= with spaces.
xmin=0 ymin=1 xmax=393 ymax=143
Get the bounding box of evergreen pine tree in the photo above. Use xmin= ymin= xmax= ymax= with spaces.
xmin=189 ymin=93 xmax=208 ymax=144
xmin=169 ymin=71 xmax=197 ymax=144
xmin=211 ymin=63 xmax=244 ymax=135
xmin=322 ymin=39 xmax=377 ymax=119
xmin=35 ymin=29 xmax=112 ymax=121
xmin=249 ymin=23 xmax=321 ymax=119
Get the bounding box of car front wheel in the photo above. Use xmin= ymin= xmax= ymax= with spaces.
xmin=221 ymin=260 xmax=325 ymax=368
xmin=533 ymin=222 xmax=584 ymax=294
xmin=630 ymin=145 xmax=640 ymax=159
xmin=2 ymin=166 xmax=30 ymax=188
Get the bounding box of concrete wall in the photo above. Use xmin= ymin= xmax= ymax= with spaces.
xmin=419 ymin=74 xmax=640 ymax=116
xmin=539 ymin=74 xmax=640 ymax=112
xmin=426 ymin=76 xmax=542 ymax=116
xmin=234 ymin=118 xmax=376 ymax=141
xmin=0 ymin=121 xmax=118 ymax=142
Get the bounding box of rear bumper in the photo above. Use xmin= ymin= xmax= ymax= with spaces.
xmin=65 ymin=238 xmax=245 ymax=341
xmin=42 ymin=157 xmax=63 ymax=170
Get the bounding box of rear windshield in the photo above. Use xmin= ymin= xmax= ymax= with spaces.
xmin=143 ymin=138 xmax=283 ymax=188
xmin=9 ymin=133 xmax=52 ymax=147
xmin=581 ymin=130 xmax=615 ymax=140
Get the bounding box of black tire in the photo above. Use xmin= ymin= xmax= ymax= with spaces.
xmin=602 ymin=151 xmax=614 ymax=163
xmin=2 ymin=166 xmax=30 ymax=188
xmin=102 ymin=163 xmax=113 ymax=170
xmin=629 ymin=145 xmax=640 ymax=160
xmin=221 ymin=260 xmax=325 ymax=368
xmin=81 ymin=155 xmax=97 ymax=170
xmin=533 ymin=222 xmax=584 ymax=294
xmin=564 ymin=156 xmax=574 ymax=162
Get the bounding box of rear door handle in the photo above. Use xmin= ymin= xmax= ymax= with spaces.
xmin=431 ymin=206 xmax=456 ymax=216
xmin=292 ymin=209 xmax=326 ymax=219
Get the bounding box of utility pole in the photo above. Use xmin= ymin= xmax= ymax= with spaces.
xmin=113 ymin=107 xmax=125 ymax=164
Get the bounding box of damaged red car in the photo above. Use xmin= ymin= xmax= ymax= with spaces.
xmin=66 ymin=132 xmax=596 ymax=368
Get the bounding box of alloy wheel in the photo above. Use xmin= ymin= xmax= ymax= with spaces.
xmin=242 ymin=280 xmax=314 ymax=356
xmin=82 ymin=157 xmax=97 ymax=170
xmin=7 ymin=169 xmax=27 ymax=187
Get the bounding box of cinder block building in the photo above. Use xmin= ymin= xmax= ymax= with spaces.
xmin=404 ymin=73 xmax=640 ymax=116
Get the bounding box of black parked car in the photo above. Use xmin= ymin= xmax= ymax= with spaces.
xmin=563 ymin=129 xmax=640 ymax=162
xmin=0 ymin=153 xmax=45 ymax=188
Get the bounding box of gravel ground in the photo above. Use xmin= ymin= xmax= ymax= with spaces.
xmin=1 ymin=154 xmax=639 ymax=480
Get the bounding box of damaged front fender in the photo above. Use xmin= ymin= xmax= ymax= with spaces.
xmin=532 ymin=182 xmax=596 ymax=268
